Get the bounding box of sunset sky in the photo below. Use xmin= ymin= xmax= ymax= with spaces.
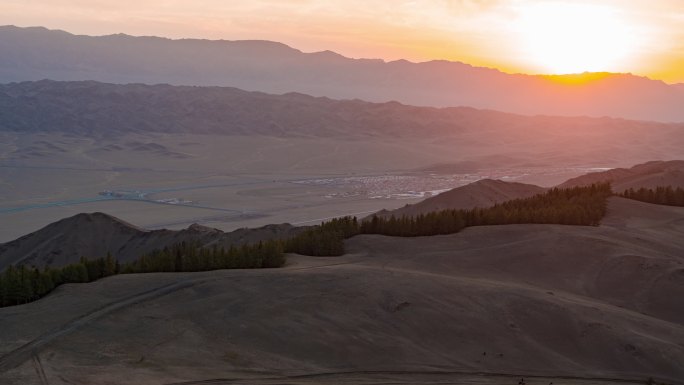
xmin=1 ymin=0 xmax=683 ymax=83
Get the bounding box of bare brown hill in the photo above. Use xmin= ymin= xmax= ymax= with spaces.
xmin=374 ymin=179 xmax=545 ymax=219
xmin=558 ymin=160 xmax=684 ymax=192
xmin=0 ymin=197 xmax=683 ymax=384
xmin=0 ymin=212 xmax=301 ymax=270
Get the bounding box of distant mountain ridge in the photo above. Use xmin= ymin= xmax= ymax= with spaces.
xmin=1 ymin=25 xmax=683 ymax=122
xmin=0 ymin=79 xmax=475 ymax=138
xmin=2 ymin=80 xmax=683 ymax=169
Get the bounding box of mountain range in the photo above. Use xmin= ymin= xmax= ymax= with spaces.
xmin=2 ymin=21 xmax=684 ymax=385
xmin=2 ymin=80 xmax=684 ymax=170
xmin=1 ymin=25 xmax=683 ymax=122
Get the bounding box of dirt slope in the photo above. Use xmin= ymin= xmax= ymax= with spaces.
xmin=374 ymin=179 xmax=545 ymax=218
xmin=558 ymin=160 xmax=684 ymax=192
xmin=0 ymin=198 xmax=682 ymax=384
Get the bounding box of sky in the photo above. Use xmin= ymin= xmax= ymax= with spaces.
xmin=1 ymin=0 xmax=683 ymax=83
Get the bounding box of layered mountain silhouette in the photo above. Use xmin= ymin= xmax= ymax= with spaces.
xmin=0 ymin=212 xmax=301 ymax=269
xmin=1 ymin=26 xmax=683 ymax=122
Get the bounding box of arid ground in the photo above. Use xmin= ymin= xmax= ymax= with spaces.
xmin=2 ymin=129 xmax=677 ymax=242
xmin=1 ymin=197 xmax=682 ymax=385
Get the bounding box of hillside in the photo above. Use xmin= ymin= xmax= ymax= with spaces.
xmin=0 ymin=197 xmax=682 ymax=384
xmin=559 ymin=160 xmax=684 ymax=192
xmin=374 ymin=179 xmax=545 ymax=219
xmin=0 ymin=212 xmax=301 ymax=270
xmin=374 ymin=161 xmax=684 ymax=219
xmin=1 ymin=26 xmax=684 ymax=122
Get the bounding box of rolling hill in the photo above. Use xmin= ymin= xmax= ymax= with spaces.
xmin=4 ymin=161 xmax=684 ymax=270
xmin=559 ymin=160 xmax=684 ymax=191
xmin=2 ymin=20 xmax=684 ymax=385
xmin=0 ymin=212 xmax=301 ymax=270
xmin=0 ymin=197 xmax=683 ymax=384
xmin=373 ymin=179 xmax=545 ymax=219
xmin=376 ymin=160 xmax=684 ymax=219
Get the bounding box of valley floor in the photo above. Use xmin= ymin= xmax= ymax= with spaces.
xmin=0 ymin=132 xmax=639 ymax=242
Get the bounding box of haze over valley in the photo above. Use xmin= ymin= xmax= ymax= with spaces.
xmin=2 ymin=80 xmax=683 ymax=241
xmin=1 ymin=3 xmax=684 ymax=384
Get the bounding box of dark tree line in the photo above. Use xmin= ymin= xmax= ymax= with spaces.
xmin=618 ymin=186 xmax=684 ymax=207
xmin=284 ymin=216 xmax=359 ymax=256
xmin=121 ymin=239 xmax=285 ymax=273
xmin=359 ymin=183 xmax=612 ymax=236
xmin=0 ymin=240 xmax=284 ymax=307
xmin=283 ymin=183 xmax=612 ymax=254
xmin=0 ymin=183 xmax=613 ymax=308
xmin=0 ymin=254 xmax=118 ymax=307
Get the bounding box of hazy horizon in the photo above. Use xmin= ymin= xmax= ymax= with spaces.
xmin=4 ymin=23 xmax=684 ymax=87
xmin=2 ymin=2 xmax=684 ymax=385
xmin=1 ymin=0 xmax=683 ymax=83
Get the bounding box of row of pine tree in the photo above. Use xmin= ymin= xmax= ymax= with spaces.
xmin=0 ymin=182 xmax=621 ymax=308
xmin=360 ymin=183 xmax=612 ymax=237
xmin=121 ymin=240 xmax=285 ymax=274
xmin=0 ymin=254 xmax=118 ymax=306
xmin=284 ymin=216 xmax=360 ymax=256
xmin=618 ymin=186 xmax=684 ymax=207
xmin=0 ymin=240 xmax=286 ymax=307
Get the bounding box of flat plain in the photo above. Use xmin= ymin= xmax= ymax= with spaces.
xmin=2 ymin=128 xmax=677 ymax=242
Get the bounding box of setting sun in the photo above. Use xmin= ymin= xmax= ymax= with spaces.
xmin=1 ymin=1 xmax=684 ymax=384
xmin=1 ymin=0 xmax=682 ymax=82
xmin=515 ymin=3 xmax=639 ymax=74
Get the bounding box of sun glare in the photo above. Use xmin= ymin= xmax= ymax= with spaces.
xmin=515 ymin=2 xmax=637 ymax=74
